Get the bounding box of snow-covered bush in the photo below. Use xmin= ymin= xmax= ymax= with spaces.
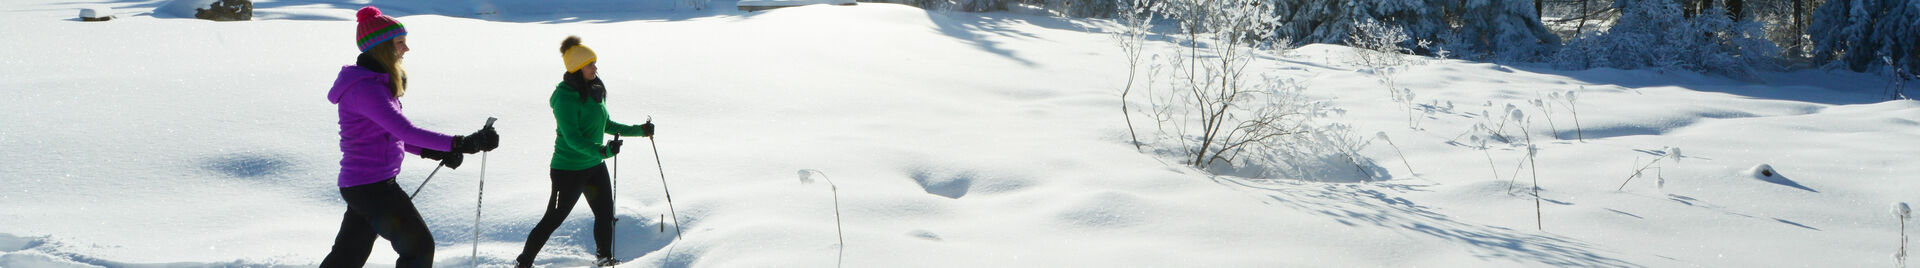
xmin=1229 ymin=119 xmax=1383 ymax=182
xmin=1347 ymin=20 xmax=1424 ymax=129
xmin=194 ymin=0 xmax=251 ymax=21
xmin=1139 ymin=0 xmax=1315 ymax=171
xmin=1809 ymin=0 xmax=1920 ymax=76
xmin=1555 ymin=0 xmax=1778 ymax=79
xmin=1347 ymin=19 xmax=1413 ymax=71
xmin=150 ymin=0 xmax=249 ymax=21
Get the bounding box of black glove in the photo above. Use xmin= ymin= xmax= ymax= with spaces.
xmin=420 ymin=148 xmax=465 ymax=169
xmin=603 ymin=139 xmax=624 ymax=157
xmin=638 ymin=122 xmax=655 ymax=137
xmin=452 ymin=127 xmax=500 ymax=154
xmin=477 ymin=126 xmax=500 ymax=151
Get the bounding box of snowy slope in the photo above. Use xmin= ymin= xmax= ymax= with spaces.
xmin=3 ymin=0 xmax=1918 ymax=267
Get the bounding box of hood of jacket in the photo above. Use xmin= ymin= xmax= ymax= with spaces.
xmin=330 ymin=54 xmax=394 ymax=104
xmin=328 ymin=65 xmax=390 ymax=104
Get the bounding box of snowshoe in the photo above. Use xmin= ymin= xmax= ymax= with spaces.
xmin=595 ymin=256 xmax=623 ymax=267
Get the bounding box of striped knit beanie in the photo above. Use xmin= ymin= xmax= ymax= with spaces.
xmin=355 ymin=6 xmax=406 ymax=53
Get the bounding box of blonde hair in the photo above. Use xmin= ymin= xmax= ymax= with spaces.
xmin=365 ymin=41 xmax=408 ymax=97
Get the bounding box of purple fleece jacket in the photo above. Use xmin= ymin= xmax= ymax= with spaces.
xmin=327 ymin=65 xmax=455 ymax=188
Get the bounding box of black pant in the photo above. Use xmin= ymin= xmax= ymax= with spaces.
xmin=517 ymin=163 xmax=616 ymax=264
xmin=321 ymin=178 xmax=435 ymax=268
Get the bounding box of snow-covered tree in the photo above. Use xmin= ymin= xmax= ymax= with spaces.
xmin=1447 ymin=0 xmax=1562 ymax=60
xmin=858 ymin=0 xmax=1008 ymax=12
xmin=1063 ymin=0 xmax=1122 ymax=17
xmin=682 ymin=0 xmax=711 ymax=10
xmin=1272 ymin=0 xmax=1444 ymax=47
xmin=1809 ymin=0 xmax=1920 ymax=75
xmin=955 ymin=0 xmax=1011 ymax=12
xmin=1271 ymin=0 xmax=1559 ymax=61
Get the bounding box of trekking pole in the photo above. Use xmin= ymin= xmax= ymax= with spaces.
xmin=612 ymin=134 xmax=619 ymax=219
xmin=408 ymin=164 xmax=445 ymax=200
xmin=610 ymin=133 xmax=621 ymax=258
xmin=474 ymin=117 xmax=494 ymax=267
xmin=647 ymin=117 xmax=683 ymax=240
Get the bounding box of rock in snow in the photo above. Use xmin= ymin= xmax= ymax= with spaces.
xmin=1749 ymin=164 xmax=1778 ymax=179
xmin=151 ymin=0 xmax=218 ymax=19
xmin=78 ymin=6 xmax=111 ymax=21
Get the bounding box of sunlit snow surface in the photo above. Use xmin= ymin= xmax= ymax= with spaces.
xmin=2 ymin=0 xmax=1918 ymax=267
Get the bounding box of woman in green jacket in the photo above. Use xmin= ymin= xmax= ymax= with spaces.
xmin=516 ymin=36 xmax=653 ymax=268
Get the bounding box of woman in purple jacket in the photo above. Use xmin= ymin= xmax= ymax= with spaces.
xmin=320 ymin=6 xmax=499 ymax=267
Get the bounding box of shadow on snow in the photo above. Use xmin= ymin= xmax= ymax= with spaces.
xmin=1220 ymin=178 xmax=1644 ymax=268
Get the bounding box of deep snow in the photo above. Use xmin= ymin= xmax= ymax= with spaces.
xmin=2 ymin=0 xmax=1918 ymax=267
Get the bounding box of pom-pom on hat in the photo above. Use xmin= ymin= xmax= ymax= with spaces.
xmin=355 ymin=6 xmax=407 ymax=53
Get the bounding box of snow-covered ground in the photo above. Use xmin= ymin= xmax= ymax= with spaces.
xmin=3 ymin=0 xmax=1917 ymax=267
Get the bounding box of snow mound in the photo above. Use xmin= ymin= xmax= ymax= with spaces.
xmin=0 ymin=251 xmax=96 ymax=268
xmin=151 ymin=0 xmax=218 ymax=19
xmin=1746 ymin=163 xmax=1816 ymax=192
xmin=1049 ymin=191 xmax=1156 ymax=228
xmin=906 ymin=166 xmax=1035 ymax=199
xmin=78 ymin=6 xmax=111 ymax=20
xmin=0 ymin=234 xmax=40 ymax=252
xmin=1749 ymin=164 xmax=1778 ymax=179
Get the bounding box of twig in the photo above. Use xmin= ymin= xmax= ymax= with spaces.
xmin=1616 ymin=153 xmax=1672 ymax=191
xmin=1378 ymin=133 xmax=1415 ymax=176
xmin=1529 ymin=145 xmax=1541 ymax=231
xmin=1564 ymin=89 xmax=1584 ymax=141
xmin=798 ymin=170 xmax=845 ymax=268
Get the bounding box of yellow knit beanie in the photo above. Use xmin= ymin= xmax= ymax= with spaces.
xmin=564 ymin=44 xmax=597 ymax=73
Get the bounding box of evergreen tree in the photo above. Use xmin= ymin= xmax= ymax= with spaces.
xmin=1271 ymin=0 xmax=1559 ymax=60
xmin=1810 ymin=0 xmax=1920 ymax=74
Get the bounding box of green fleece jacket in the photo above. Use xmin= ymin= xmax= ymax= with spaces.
xmin=550 ymin=82 xmax=649 ymax=171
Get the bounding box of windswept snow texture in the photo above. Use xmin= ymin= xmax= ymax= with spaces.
xmin=3 ymin=0 xmax=1919 ymax=267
